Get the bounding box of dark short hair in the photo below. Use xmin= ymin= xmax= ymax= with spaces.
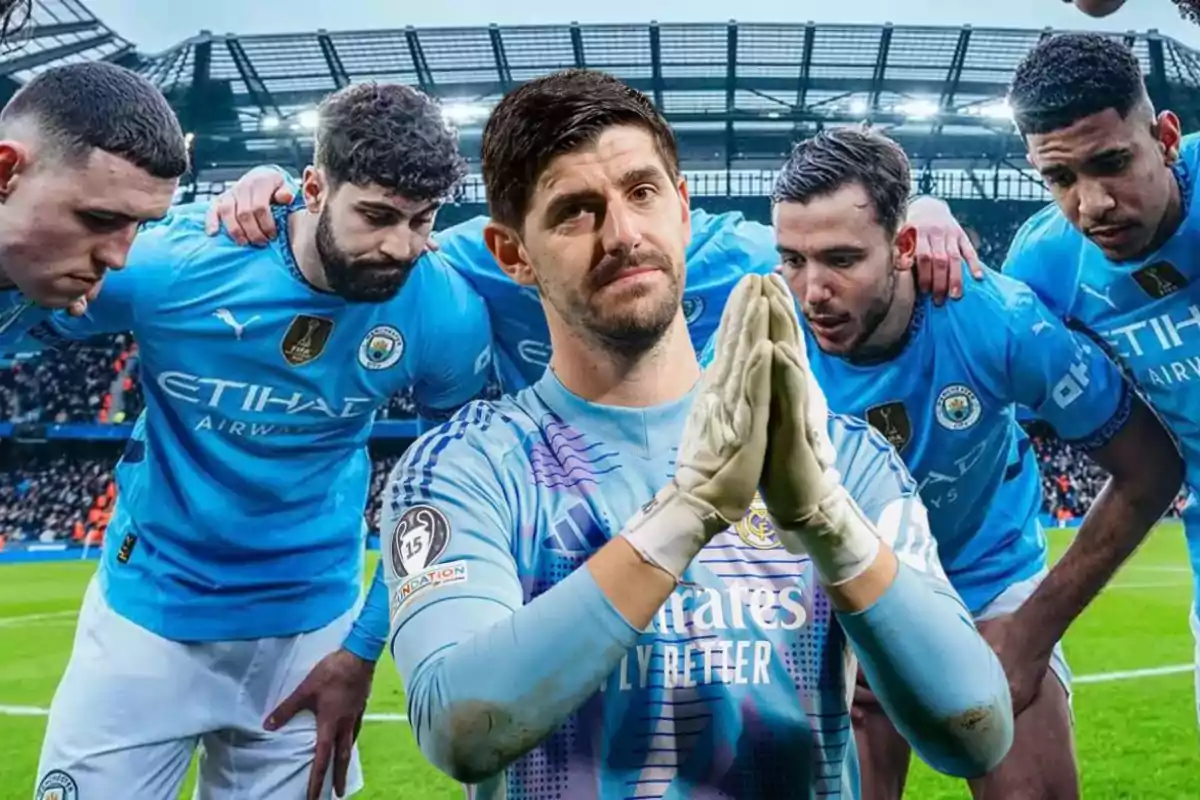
xmin=1009 ymin=33 xmax=1148 ymax=136
xmin=0 ymin=61 xmax=188 ymax=179
xmin=773 ymin=127 xmax=911 ymax=236
xmin=481 ymin=68 xmax=679 ymax=231
xmin=315 ymin=82 xmax=467 ymax=201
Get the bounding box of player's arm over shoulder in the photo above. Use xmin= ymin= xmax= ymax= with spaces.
xmin=999 ymin=207 xmax=1082 ymax=316
xmin=828 ymin=412 xmax=948 ymax=585
xmin=45 ymin=210 xmax=211 ymax=342
xmin=955 ymin=270 xmax=1131 ymax=449
xmin=409 ymin=253 xmax=495 ymax=418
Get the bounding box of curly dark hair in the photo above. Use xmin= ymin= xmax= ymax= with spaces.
xmin=1173 ymin=0 xmax=1200 ymax=24
xmin=315 ymin=82 xmax=467 ymax=201
xmin=774 ymin=127 xmax=910 ymax=236
xmin=1009 ymin=33 xmax=1148 ymax=136
xmin=1 ymin=61 xmax=188 ymax=179
xmin=481 ymin=69 xmax=679 ymax=231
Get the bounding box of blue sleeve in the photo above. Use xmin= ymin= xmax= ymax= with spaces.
xmin=958 ymin=273 xmax=1130 ymax=449
xmin=409 ymin=256 xmax=495 ymax=416
xmin=381 ymin=410 xmax=641 ymax=784
xmin=340 ymin=561 xmax=388 ymax=662
xmin=44 ymin=217 xmax=197 ymax=341
xmin=830 ymin=415 xmax=1015 ymax=777
xmin=1000 ymin=211 xmax=1079 ymax=318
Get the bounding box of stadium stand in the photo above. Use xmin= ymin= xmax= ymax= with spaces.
xmin=0 ymin=11 xmax=1196 ymax=553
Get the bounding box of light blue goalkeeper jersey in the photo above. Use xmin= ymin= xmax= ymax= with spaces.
xmin=40 ymin=203 xmax=493 ymax=658
xmin=701 ymin=271 xmax=1129 ymax=613
xmin=1003 ymin=133 xmax=1200 ymax=613
xmin=380 ymin=370 xmax=1011 ymax=798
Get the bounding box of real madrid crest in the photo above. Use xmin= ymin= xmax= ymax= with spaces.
xmin=735 ymin=494 xmax=781 ymax=550
xmin=359 ymin=325 xmax=405 ymax=370
xmin=935 ymin=384 xmax=982 ymax=431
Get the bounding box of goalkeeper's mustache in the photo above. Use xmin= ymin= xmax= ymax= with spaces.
xmin=588 ymin=250 xmax=674 ymax=290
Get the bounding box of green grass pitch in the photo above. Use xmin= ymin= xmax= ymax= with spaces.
xmin=1 ymin=525 xmax=1195 ymax=798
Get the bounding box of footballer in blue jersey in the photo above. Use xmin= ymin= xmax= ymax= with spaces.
xmin=33 ymin=83 xmax=493 ymax=800
xmin=212 ymin=167 xmax=780 ymax=392
xmin=0 ymin=63 xmax=186 ymax=345
xmin=726 ymin=126 xmax=1178 ymax=799
xmin=995 ymin=34 xmax=1200 ymax=722
xmin=379 ymin=68 xmax=1013 ymax=799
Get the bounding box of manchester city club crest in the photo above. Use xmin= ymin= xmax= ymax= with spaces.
xmin=682 ymin=296 xmax=706 ymax=325
xmin=35 ymin=770 xmax=78 ymax=800
xmin=735 ymin=494 xmax=781 ymax=550
xmin=935 ymin=384 xmax=982 ymax=431
xmin=358 ymin=325 xmax=405 ymax=370
xmin=390 ymin=504 xmax=451 ymax=577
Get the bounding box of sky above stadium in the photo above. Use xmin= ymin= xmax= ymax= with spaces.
xmin=85 ymin=0 xmax=1198 ymax=53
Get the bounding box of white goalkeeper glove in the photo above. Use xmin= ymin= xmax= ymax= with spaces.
xmin=759 ymin=273 xmax=881 ymax=586
xmin=621 ymin=273 xmax=773 ymax=580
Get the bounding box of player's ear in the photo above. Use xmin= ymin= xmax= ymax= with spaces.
xmin=0 ymin=140 xmax=29 ymax=199
xmin=677 ymin=175 xmax=691 ymax=221
xmin=894 ymin=223 xmax=918 ymax=271
xmin=300 ymin=166 xmax=325 ymax=213
xmin=1155 ymin=110 xmax=1182 ymax=165
xmin=483 ymin=221 xmax=537 ymax=287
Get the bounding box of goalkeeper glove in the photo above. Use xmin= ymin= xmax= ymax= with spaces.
xmin=758 ymin=274 xmax=881 ymax=586
xmin=621 ymin=273 xmax=773 ymax=580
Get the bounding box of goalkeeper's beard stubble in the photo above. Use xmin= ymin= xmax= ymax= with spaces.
xmin=544 ymin=246 xmax=685 ymax=357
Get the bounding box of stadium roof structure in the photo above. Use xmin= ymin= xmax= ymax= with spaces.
xmin=130 ymin=21 xmax=1200 ymax=181
xmin=0 ymin=15 xmax=1197 ymax=190
xmin=0 ymin=0 xmax=136 ymax=89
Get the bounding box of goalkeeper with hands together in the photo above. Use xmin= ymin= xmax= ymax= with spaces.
xmin=381 ymin=68 xmax=1012 ymax=798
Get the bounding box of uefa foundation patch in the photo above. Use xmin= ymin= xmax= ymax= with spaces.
xmin=390 ymin=560 xmax=469 ymax=622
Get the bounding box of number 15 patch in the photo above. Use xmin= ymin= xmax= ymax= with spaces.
xmin=390 ymin=504 xmax=451 ymax=578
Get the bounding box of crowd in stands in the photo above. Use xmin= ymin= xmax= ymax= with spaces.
xmin=0 ymin=334 xmax=136 ymax=425
xmin=0 ymin=450 xmax=114 ymax=547
xmin=1029 ymin=427 xmax=1189 ymax=523
xmin=0 ymin=426 xmax=1146 ymax=550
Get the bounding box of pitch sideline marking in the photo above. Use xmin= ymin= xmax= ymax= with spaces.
xmin=0 ymin=611 xmax=77 ymax=627
xmin=0 ymin=663 xmax=1193 ymax=722
xmin=0 ymin=703 xmax=409 ymax=723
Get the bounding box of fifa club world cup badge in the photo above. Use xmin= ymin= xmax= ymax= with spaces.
xmin=390 ymin=504 xmax=451 ymax=578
